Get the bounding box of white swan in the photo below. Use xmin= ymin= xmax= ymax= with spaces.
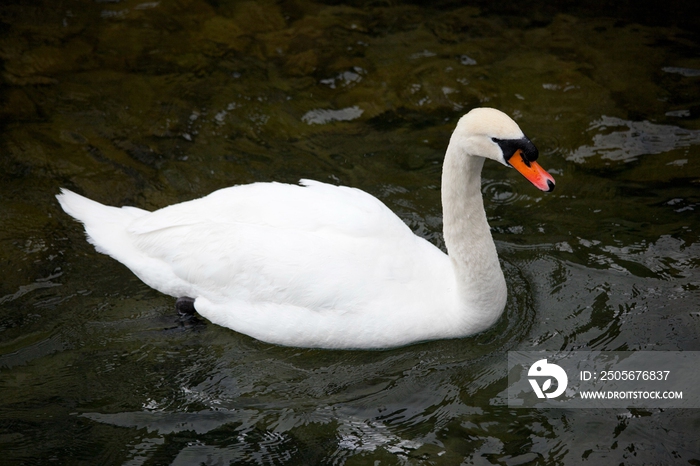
xmin=57 ymin=108 xmax=554 ymax=349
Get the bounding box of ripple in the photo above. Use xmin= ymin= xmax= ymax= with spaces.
xmin=483 ymin=180 xmax=522 ymax=205
xmin=534 ymin=135 xmax=562 ymax=157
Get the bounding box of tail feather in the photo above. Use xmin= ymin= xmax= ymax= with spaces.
xmin=57 ymin=189 xmax=192 ymax=299
xmin=56 ymin=189 xmax=148 ymax=257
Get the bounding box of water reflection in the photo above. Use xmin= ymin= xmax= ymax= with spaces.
xmin=570 ymin=116 xmax=700 ymax=164
xmin=301 ymin=106 xmax=365 ymax=125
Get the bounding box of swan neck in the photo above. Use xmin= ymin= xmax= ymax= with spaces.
xmin=441 ymin=140 xmax=506 ymax=329
xmin=441 ymin=143 xmax=489 ymax=256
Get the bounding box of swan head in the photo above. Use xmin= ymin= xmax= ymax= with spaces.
xmin=453 ymin=108 xmax=555 ymax=192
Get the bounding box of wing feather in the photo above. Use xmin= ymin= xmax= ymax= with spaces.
xmin=122 ymin=180 xmax=440 ymax=311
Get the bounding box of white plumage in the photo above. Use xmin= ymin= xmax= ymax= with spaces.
xmin=57 ymin=108 xmax=555 ymax=349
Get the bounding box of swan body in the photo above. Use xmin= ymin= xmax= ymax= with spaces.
xmin=57 ymin=108 xmax=554 ymax=349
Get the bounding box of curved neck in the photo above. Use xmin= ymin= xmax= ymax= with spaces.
xmin=441 ymin=139 xmax=506 ymax=330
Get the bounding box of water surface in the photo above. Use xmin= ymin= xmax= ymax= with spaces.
xmin=1 ymin=0 xmax=699 ymax=464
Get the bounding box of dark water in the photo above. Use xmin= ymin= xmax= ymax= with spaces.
xmin=1 ymin=0 xmax=699 ymax=464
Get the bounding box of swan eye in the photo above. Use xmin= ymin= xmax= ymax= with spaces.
xmin=492 ymin=137 xmax=539 ymax=163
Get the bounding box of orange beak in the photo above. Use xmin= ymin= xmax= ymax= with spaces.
xmin=508 ymin=149 xmax=555 ymax=192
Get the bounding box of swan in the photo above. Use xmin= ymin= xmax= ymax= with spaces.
xmin=57 ymin=107 xmax=555 ymax=349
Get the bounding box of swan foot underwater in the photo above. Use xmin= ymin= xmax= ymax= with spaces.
xmin=175 ymin=297 xmax=197 ymax=317
xmin=57 ymin=107 xmax=555 ymax=350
